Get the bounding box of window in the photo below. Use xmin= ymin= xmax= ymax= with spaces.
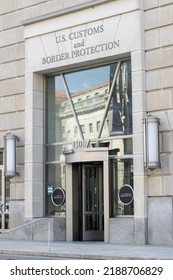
xmin=81 ymin=125 xmax=85 ymax=133
xmin=110 ymin=159 xmax=134 ymax=217
xmin=96 ymin=121 xmax=100 ymax=132
xmin=89 ymin=123 xmax=93 ymax=133
xmin=74 ymin=126 xmax=78 ymax=134
xmin=45 ymin=59 xmax=133 ymax=216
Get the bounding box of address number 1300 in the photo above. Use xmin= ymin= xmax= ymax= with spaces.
xmin=73 ymin=140 xmax=90 ymax=150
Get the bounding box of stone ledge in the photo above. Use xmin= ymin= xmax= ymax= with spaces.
xmin=0 ymin=217 xmax=66 ymax=242
xmin=21 ymin=0 xmax=115 ymax=26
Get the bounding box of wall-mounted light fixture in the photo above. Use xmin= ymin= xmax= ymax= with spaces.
xmin=144 ymin=115 xmax=161 ymax=170
xmin=4 ymin=132 xmax=19 ymax=178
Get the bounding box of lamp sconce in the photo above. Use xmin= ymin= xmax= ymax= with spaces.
xmin=4 ymin=132 xmax=19 ymax=178
xmin=144 ymin=115 xmax=161 ymax=170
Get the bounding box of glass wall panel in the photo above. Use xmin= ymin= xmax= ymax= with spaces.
xmin=46 ymin=146 xmax=64 ymax=162
xmin=46 ymin=76 xmax=81 ymax=143
xmin=91 ymin=138 xmax=132 ymax=155
xmin=64 ymin=64 xmax=117 ymax=139
xmin=110 ymin=158 xmax=134 ymax=217
xmin=46 ymin=144 xmax=73 ymax=163
xmin=0 ymin=152 xmax=3 ymax=165
xmin=45 ymin=59 xmax=133 ymax=217
xmin=46 ymin=60 xmax=132 ymax=144
xmin=46 ymin=164 xmax=65 ymax=216
xmin=101 ymin=60 xmax=132 ymax=137
xmin=108 ymin=138 xmax=133 ymax=156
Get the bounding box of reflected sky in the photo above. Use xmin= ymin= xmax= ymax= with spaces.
xmin=55 ymin=65 xmax=111 ymax=93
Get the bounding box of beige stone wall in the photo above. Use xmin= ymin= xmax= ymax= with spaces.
xmin=144 ymin=0 xmax=173 ymax=197
xmin=0 ymin=0 xmax=96 ymax=227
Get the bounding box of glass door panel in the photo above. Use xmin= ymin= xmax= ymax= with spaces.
xmin=82 ymin=164 xmax=104 ymax=241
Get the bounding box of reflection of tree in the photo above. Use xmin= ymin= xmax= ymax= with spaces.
xmin=110 ymin=61 xmax=132 ymax=135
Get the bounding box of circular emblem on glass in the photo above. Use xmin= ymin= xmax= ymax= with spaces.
xmin=51 ymin=187 xmax=66 ymax=207
xmin=118 ymin=184 xmax=134 ymax=205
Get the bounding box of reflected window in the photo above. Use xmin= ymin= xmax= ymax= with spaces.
xmin=89 ymin=123 xmax=93 ymax=133
xmin=74 ymin=126 xmax=78 ymax=134
xmin=81 ymin=125 xmax=85 ymax=133
xmin=96 ymin=121 xmax=100 ymax=132
xmin=0 ymin=152 xmax=3 ymax=165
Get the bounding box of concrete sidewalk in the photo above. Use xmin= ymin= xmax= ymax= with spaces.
xmin=0 ymin=239 xmax=173 ymax=259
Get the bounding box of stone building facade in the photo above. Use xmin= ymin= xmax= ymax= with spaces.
xmin=0 ymin=0 xmax=173 ymax=245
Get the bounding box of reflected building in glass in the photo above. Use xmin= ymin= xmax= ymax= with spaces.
xmin=45 ymin=60 xmax=133 ymax=219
